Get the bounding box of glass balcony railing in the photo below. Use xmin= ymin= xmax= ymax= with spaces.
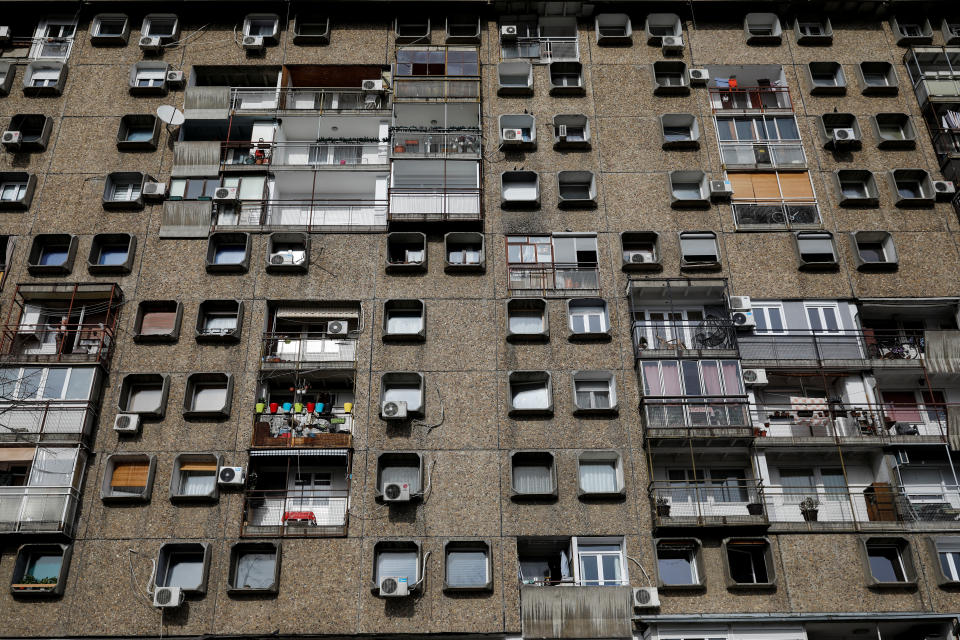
xmin=212 ymin=199 xmax=388 ymax=231
xmin=507 ymin=264 xmax=600 ymax=297
xmin=709 ymin=86 xmax=793 ymax=112
xmin=0 ymin=487 xmax=80 ymax=535
xmin=260 ymin=332 xmax=357 ymax=368
xmin=220 ymin=141 xmax=388 ymax=168
xmin=229 ymin=87 xmax=388 ymax=112
xmin=732 ymin=202 xmax=821 ymax=228
xmin=389 ymin=131 xmax=481 ymax=158
xmin=720 ymin=142 xmax=806 ymax=169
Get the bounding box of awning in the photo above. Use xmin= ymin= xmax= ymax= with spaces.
xmin=275 ymin=303 xmax=360 ymax=320
xmin=249 ymin=449 xmax=348 ymax=456
xmin=629 ymin=278 xmax=727 ymax=303
xmin=0 ymin=447 xmax=35 ymax=462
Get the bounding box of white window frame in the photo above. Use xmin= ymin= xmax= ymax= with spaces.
xmin=569 ymin=300 xmax=608 ymax=334
xmin=111 ymin=181 xmax=142 ymax=202
xmin=803 ymin=302 xmax=842 ymax=334
xmin=135 ymin=68 xmax=166 ymax=88
xmin=0 ymin=366 xmax=96 ymax=402
xmin=142 ymin=14 xmax=179 ymax=39
xmin=656 ymin=540 xmax=702 ymax=586
xmin=866 ymin=541 xmax=908 ymax=583
xmin=640 ymin=359 xmax=745 ymax=397
xmin=571 ymin=536 xmax=627 ymax=586
xmin=937 ymin=538 xmax=960 ymax=581
xmin=30 ymin=18 xmax=77 ymax=60
xmin=753 ymin=303 xmax=787 ymax=335
xmin=243 ymin=14 xmax=279 ymax=38
xmin=574 ymin=376 xmax=614 ymax=410
xmin=0 ymin=182 xmax=27 ymax=202
xmin=29 ymin=68 xmax=61 ymax=87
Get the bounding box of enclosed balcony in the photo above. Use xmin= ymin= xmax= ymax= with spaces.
xmin=388 ymin=160 xmax=482 ymax=222
xmin=904 ymin=47 xmax=960 ymax=104
xmin=0 ymin=447 xmax=85 ymax=537
xmin=642 ymin=398 xmax=753 ymax=445
xmin=632 ymin=318 xmax=738 ymax=358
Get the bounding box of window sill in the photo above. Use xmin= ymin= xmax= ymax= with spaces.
xmin=578 ymin=488 xmax=626 ymax=500
xmin=102 ymin=492 xmax=150 ymax=504
xmin=574 ymin=405 xmax=619 ymax=416
xmin=839 ymin=196 xmax=879 ymax=208
xmin=569 ymin=330 xmax=611 ymax=343
xmin=509 ymin=407 xmax=554 ymax=418
xmin=511 ymin=490 xmax=558 ymax=500
xmin=862 ymin=84 xmax=898 ymax=97
xmin=662 ymin=138 xmax=699 ymax=151
xmin=23 ymin=86 xmax=63 ymax=98
xmin=117 ymin=139 xmax=159 ymax=152
xmin=798 ymin=260 xmax=839 ymax=273
xmin=856 ymin=261 xmax=899 ymax=273
xmin=623 ymin=259 xmax=663 ymax=272
xmin=445 ymin=261 xmax=485 ymax=273
xmin=292 ymin=33 xmax=330 ymax=45
xmin=501 ymin=198 xmax=540 ymax=210
xmin=133 ymin=332 xmax=179 ymax=344
xmin=558 ymin=198 xmax=597 ymax=210
xmin=877 ymin=138 xmax=916 ymax=150
xmin=382 ymin=331 xmax=426 ymax=343
xmin=90 ymin=34 xmax=129 ymax=46
xmin=796 ymin=34 xmax=833 ymax=46
xmin=550 ymin=85 xmax=586 ymax=97
xmin=654 ymin=84 xmax=690 ymax=96
xmin=894 ymin=196 xmax=934 ymax=209
xmin=681 ymin=260 xmax=722 ymax=272
xmin=103 ymin=198 xmax=144 ymax=211
xmin=659 ymin=582 xmax=706 ymax=591
xmin=206 ymin=262 xmax=249 ymax=274
xmin=670 ymin=197 xmax=710 ymax=209
xmin=170 ymin=492 xmax=219 ymax=504
xmin=0 ymin=200 xmax=30 ymax=212
xmin=118 ymin=408 xmax=165 ymax=419
xmin=727 ymin=580 xmax=777 ymax=591
xmin=443 ymin=582 xmax=492 ymax=592
xmin=507 ymin=332 xmax=550 ymax=343
xmin=498 ymin=85 xmax=534 ymax=97
xmin=88 ymin=261 xmax=132 ymax=275
xmin=746 ymin=34 xmax=782 ymax=45
xmin=195 ymin=330 xmax=241 ymax=344
xmin=129 ymin=84 xmax=168 ymax=97
xmin=27 ymin=263 xmax=71 ymax=276
xmin=385 ymin=261 xmax=426 ymax=274
xmin=227 ymin=584 xmax=278 ymax=596
xmin=868 ymin=580 xmax=917 ymax=589
xmin=809 ymin=84 xmax=847 ymax=96
xmin=894 ymin=35 xmax=932 ymax=46
xmin=183 ymin=409 xmax=230 ymax=421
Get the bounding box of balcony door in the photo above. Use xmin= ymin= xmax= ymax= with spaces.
xmin=285 ymin=466 xmax=347 ymax=527
xmin=638 ymin=308 xmax=704 ymax=350
xmin=667 ymin=468 xmax=749 ymax=516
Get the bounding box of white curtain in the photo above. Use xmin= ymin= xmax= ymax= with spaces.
xmin=512 ymin=383 xmax=549 ymax=409
xmin=376 ymin=551 xmax=417 ymax=582
xmin=514 ymin=465 xmax=552 ymax=494
xmin=180 ymin=471 xmax=216 ymax=496
xmin=579 ymin=461 xmax=617 ymax=493
xmin=446 ymin=550 xmax=487 ymax=587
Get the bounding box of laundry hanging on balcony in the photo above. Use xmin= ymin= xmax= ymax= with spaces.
xmin=924 ymin=330 xmax=960 ymax=374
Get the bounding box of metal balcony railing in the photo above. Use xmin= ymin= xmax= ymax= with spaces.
xmin=929 ymin=129 xmax=960 ymax=157
xmin=0 ymin=487 xmax=80 ymax=536
xmin=720 ymin=142 xmax=807 ymax=169
xmin=242 ymin=489 xmax=349 ymax=537
xmin=389 ymin=131 xmax=481 ymax=158
xmin=502 ymin=37 xmax=579 ymax=64
xmin=632 ymin=319 xmax=737 ymax=356
xmin=732 ymin=202 xmax=821 ymax=228
xmin=220 ymin=141 xmax=388 ymax=168
xmin=0 ymin=403 xmax=96 ymax=445
xmin=229 ymin=87 xmax=387 ymax=112
xmin=251 ymin=417 xmax=353 ymax=448
xmin=392 ymin=77 xmax=481 ymax=101
xmin=0 ymin=323 xmax=115 ymax=365
xmin=649 ymin=480 xmax=768 ymax=526
xmin=212 ymin=199 xmax=388 ymax=232
xmin=709 ymin=86 xmax=793 ymax=112
xmin=260 ymin=332 xmax=357 ymax=368
xmin=508 ymin=264 xmax=600 ymax=297
xmin=738 ymin=329 xmax=932 ymax=364
xmin=643 ymin=397 xmax=752 ymax=430
xmin=752 ymin=402 xmax=949 ymax=441
xmin=388 ymin=187 xmax=483 ymax=222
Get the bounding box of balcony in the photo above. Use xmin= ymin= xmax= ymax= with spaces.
xmin=642 ymin=398 xmax=753 ymax=445
xmin=752 ymin=402 xmax=948 ymax=445
xmin=0 ymin=323 xmax=115 ymax=366
xmin=388 ymin=188 xmax=482 ymax=223
xmin=709 ymin=86 xmax=793 ymax=113
xmin=220 ymin=141 xmax=388 ymax=169
xmin=632 ymin=319 xmax=738 ymax=358
xmin=0 ymin=403 xmax=96 ymax=445
xmin=241 ymin=489 xmax=348 ymax=537
xmin=251 ymin=417 xmax=352 ymax=449
xmin=738 ymin=329 xmax=941 ymax=368
xmin=502 ymin=37 xmax=580 ymax=64
xmin=0 ymin=488 xmax=80 ymax=536
xmin=732 ymin=202 xmax=821 ymax=229
xmin=508 ymin=265 xmax=600 ymax=298
xmin=519 ymin=585 xmax=633 ymax=639
xmin=392 ymin=77 xmax=480 ymax=102
xmin=649 ymin=480 xmax=768 ymax=528
xmin=260 ymin=332 xmax=357 ymax=369
xmin=213 ymin=199 xmax=388 ymax=232
xmin=229 ymin=87 xmax=388 ymax=113
xmin=720 ymin=142 xmax=806 ymax=170
xmin=389 ymin=131 xmax=481 ymax=159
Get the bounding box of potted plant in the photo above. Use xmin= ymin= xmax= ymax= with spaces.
xmin=255 ymin=397 xmax=266 ymax=414
xmin=12 ymin=575 xmax=57 ymax=592
xmin=799 ymin=496 xmax=820 ymax=522
xmin=655 ymin=495 xmax=671 ymax=517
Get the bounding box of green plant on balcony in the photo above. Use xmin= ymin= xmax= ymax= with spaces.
xmin=799 ymin=496 xmax=820 ymax=521
xmin=655 ymin=495 xmax=671 ymax=517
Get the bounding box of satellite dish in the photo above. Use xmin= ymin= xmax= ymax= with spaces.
xmin=156 ymin=105 xmax=185 ymax=126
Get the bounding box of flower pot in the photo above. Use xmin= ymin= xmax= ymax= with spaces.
xmin=282 ymin=402 xmax=293 ymax=413
xmin=393 ymin=145 xmax=405 ymax=153
xmin=294 ymin=402 xmax=303 ymax=413
xmin=306 ymin=402 xmax=316 ymax=413
xmin=801 ymin=509 xmax=818 ymax=522
xmin=343 ymin=402 xmax=353 ymax=413
xmin=269 ymin=402 xmax=279 ymax=414
xmin=255 ymin=402 xmax=265 ymax=414
xmin=747 ymin=502 xmax=764 ymax=516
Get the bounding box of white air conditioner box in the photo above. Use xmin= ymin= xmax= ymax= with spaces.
xmin=501 ymin=25 xmax=518 ymax=40
xmin=379 ymin=575 xmax=410 ymax=597
xmin=383 ymin=482 xmax=412 ymax=502
xmin=729 ymin=296 xmax=752 ymax=311
xmin=242 ymin=35 xmax=264 ymax=50
xmin=661 ymin=35 xmax=684 ymax=51
xmin=731 ymin=309 xmax=756 ymax=329
xmin=143 ymin=182 xmax=166 ymax=198
xmin=153 ymin=586 xmax=183 ymax=608
xmin=633 ymin=586 xmax=660 ymax=608
xmin=502 ymin=128 xmax=524 ymax=143
xmin=832 ymin=128 xmax=857 ymax=142
xmin=626 ymin=251 xmax=650 ymax=264
xmin=113 ymin=413 xmax=141 ymax=434
xmin=165 ymin=70 xmax=184 ymax=86
xmin=139 ymin=35 xmax=163 ymax=52
xmin=213 ymin=187 xmax=238 ymax=202
xmin=381 ymin=400 xmax=408 ymax=420
xmin=327 ymin=319 xmax=349 ymax=335
xmin=1 ymin=131 xmax=22 ymax=148
xmin=269 ymin=251 xmax=300 ymax=266
xmin=742 ymin=368 xmax=769 ymax=385
xmin=218 ymin=466 xmax=245 ymax=487
xmin=934 ymin=180 xmax=957 ymax=200
xmin=709 ymin=180 xmax=734 ymax=198
xmin=689 ymin=68 xmax=709 ymax=84
xmin=362 ymin=79 xmax=384 ymax=91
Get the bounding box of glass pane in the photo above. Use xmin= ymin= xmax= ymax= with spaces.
xmin=446 ymin=550 xmax=487 ymax=586
xmin=129 ymin=386 xmax=162 ymax=412
xmin=192 ymin=386 xmax=226 ymax=411
xmin=386 ymin=310 xmax=423 ymax=334
xmin=41 ymin=368 xmax=67 ymax=399
xmin=17 ymin=368 xmax=43 ymax=399
xmin=868 ymin=547 xmax=905 ymax=582
xmin=658 ymin=550 xmax=696 ymax=584
xmin=235 ymin=552 xmax=275 ymax=589
xmin=164 ymin=552 xmax=204 ymax=588
xmin=579 ymin=461 xmax=617 ymax=493
xmin=376 ymin=551 xmax=417 ymax=583
xmin=601 ymin=555 xmax=620 ymax=584
xmin=509 ymin=310 xmax=543 ymax=333
xmin=580 ymin=555 xmax=599 ymax=585
xmin=26 ymin=554 xmax=61 ymax=581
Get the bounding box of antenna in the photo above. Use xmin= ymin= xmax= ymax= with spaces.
xmin=156 ymin=105 xmax=185 ymax=133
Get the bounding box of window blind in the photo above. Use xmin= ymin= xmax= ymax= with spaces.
xmin=446 ymin=549 xmax=487 ymax=586
xmin=111 ymin=461 xmax=149 ymax=487
xmin=376 ymin=551 xmax=417 ymax=582
xmin=180 ymin=461 xmax=218 ymax=472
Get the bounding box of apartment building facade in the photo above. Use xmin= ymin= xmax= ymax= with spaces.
xmin=0 ymin=1 xmax=959 ymax=640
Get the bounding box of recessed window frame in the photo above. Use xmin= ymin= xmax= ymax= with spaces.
xmin=443 ymin=540 xmax=492 ymax=591
xmin=567 ymin=298 xmax=609 ymax=339
xmin=118 ymin=373 xmax=170 ymax=418
xmin=372 ymin=540 xmax=423 ymax=595
xmin=858 ymin=62 xmax=899 ymax=95
xmin=572 ymin=371 xmax=618 ymax=414
xmin=795 ymin=231 xmax=839 ymax=271
xmin=889 ymin=169 xmax=935 ymax=207
xmin=141 ymin=14 xmax=180 ymax=43
xmin=656 ymin=537 xmax=705 ymax=589
xmin=653 ymin=61 xmax=689 ymax=95
xmin=942 ymin=19 xmax=960 ymax=45
xmin=660 ymin=113 xmax=700 ymax=150
xmin=169 ymin=453 xmax=221 ymax=502
xmin=266 ymin=232 xmax=309 ymax=273
xmin=807 ymin=62 xmax=846 ymax=95
xmin=133 ymin=301 xmax=182 ymax=343
xmin=228 ymin=542 xmax=281 ymax=594
xmin=129 ymin=62 xmax=169 ymax=96
xmin=195 ymin=300 xmax=243 ymax=343
xmin=101 ymin=453 xmax=157 ymax=503
xmin=794 ymin=17 xmax=833 ymax=45
xmin=0 ymin=172 xmax=37 ymax=211
xmin=26 ymin=233 xmax=76 ymax=275
xmin=394 ymin=17 xmax=431 ymax=44
xmin=852 ymin=230 xmax=898 ymax=271
xmin=645 ymin=13 xmax=681 ymax=44
xmin=501 ymin=171 xmax=540 ymax=208
xmin=549 ymin=61 xmax=584 ymax=95
xmin=861 ymin=536 xmax=917 ymax=587
xmin=499 ymin=113 xmax=536 ymax=149
xmin=835 ymin=170 xmax=880 ymax=207
xmin=375 ymin=451 xmax=424 ymax=499
xmin=890 ymin=17 xmax=933 ymax=45
xmin=553 ymin=114 xmax=591 ymax=149
xmin=0 ymin=63 xmax=13 ymax=97
xmin=444 ymin=231 xmax=485 ymax=272
xmin=510 ymin=450 xmax=557 ymax=498
xmin=182 ymin=372 xmax=234 ymax=420
xmin=577 ymin=450 xmax=624 ymax=498
xmin=103 ymin=172 xmax=147 ymax=210
xmin=596 ymin=14 xmax=633 ymax=46
xmin=680 ymin=231 xmax=721 ymax=270
xmin=386 ymin=232 xmax=427 ymax=273
xmin=818 ymin=113 xmax=862 ymax=150
xmin=928 ymin=536 xmax=960 ymax=586
xmin=872 ymin=113 xmax=917 ymax=150
xmin=508 ymin=371 xmax=553 ymax=416
xmin=669 ymin=170 xmax=709 ymax=207
xmin=380 ymin=371 xmax=425 ymax=418
xmin=557 ymin=171 xmax=597 ymax=208
xmin=206 ymin=232 xmax=251 ymax=273
xmin=91 ymin=14 xmax=130 ymax=45
xmin=156 ymin=542 xmax=211 ymax=594
xmin=722 ymin=537 xmax=777 ymax=589
xmin=242 ymin=14 xmax=280 ymax=44
xmin=506 ymin=298 xmax=549 ymax=342
xmin=117 ymin=115 xmax=161 ymax=151
xmin=22 ymin=62 xmax=67 ymax=96
xmin=10 ymin=543 xmax=71 ymax=597
xmin=88 ymin=233 xmax=136 ymax=275
xmin=383 ymin=299 xmax=426 ymax=342
xmin=445 ymin=16 xmax=481 ymax=44
xmin=498 ymin=60 xmax=533 ymax=95
xmin=621 ymin=231 xmax=662 ymax=271
xmin=292 ymin=15 xmax=331 ymax=45
xmin=5 ymin=114 xmax=53 ymax=152
xmin=744 ymin=13 xmax=783 ymax=45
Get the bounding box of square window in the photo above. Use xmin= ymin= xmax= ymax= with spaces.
xmin=377 ymin=452 xmax=423 ymax=497
xmin=102 ymin=454 xmax=155 ymax=501
xmin=509 ymin=372 xmax=553 ymax=414
xmin=809 ymin=62 xmax=846 ymax=93
xmin=669 ymin=171 xmax=707 ymax=206
xmin=501 ymin=171 xmax=540 ymax=207
xmin=207 ymin=233 xmax=250 ymax=273
xmin=373 ymin=541 xmax=421 ymax=594
xmin=444 ymin=542 xmax=490 ymax=590
xmin=229 ymin=543 xmax=279 ymax=592
xmin=680 ymin=232 xmax=719 ymax=266
xmin=294 ymin=16 xmax=330 ymax=43
xmin=143 ymin=15 xmax=178 ymax=39
xmin=725 ymin=538 xmax=773 ymax=586
xmin=507 ymin=299 xmax=548 ymax=341
xmin=891 ymin=169 xmax=933 ymax=205
xmin=865 ymin=539 xmax=913 ymax=584
xmin=386 ymin=232 xmax=427 ymax=271
xmin=557 ymin=171 xmax=596 ymax=206
xmin=445 ymin=232 xmax=484 ymax=270
xmin=554 ymin=114 xmax=590 ymax=147
xmin=157 ymin=543 xmax=209 ymax=593
xmin=578 ymin=451 xmax=622 ymax=496
xmin=578 ymin=541 xmax=625 ymax=586
xmin=796 ymin=232 xmax=837 ymax=268
xmin=381 ymin=372 xmax=424 ymax=416
xmin=657 ymin=539 xmax=702 ymax=587
xmin=11 ymin=544 xmax=70 ymax=596
xmin=574 ymin=375 xmax=615 ymax=411
xmin=95 ymin=17 xmax=127 ymax=36
xmin=171 ymin=454 xmax=219 ymax=500
xmin=383 ymin=300 xmax=425 ymax=340
xmin=932 ymin=537 xmax=960 ymax=584
xmin=184 ymin=373 xmax=232 ymax=418
xmin=134 ymin=301 xmax=181 ymax=342
xmin=1 ymin=183 xmax=27 ymax=202
xmin=511 ymin=451 xmax=556 ymax=496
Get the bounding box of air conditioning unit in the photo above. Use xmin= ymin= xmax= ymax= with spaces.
xmin=661 ymin=35 xmax=684 ymax=51
xmin=688 ymin=68 xmax=709 ymax=84
xmin=934 ymin=180 xmax=957 ymax=200
xmin=556 ymin=124 xmax=568 ymax=140
xmin=632 ymin=586 xmax=660 ymax=609
xmin=153 ymin=586 xmax=183 ymax=609
xmin=362 ymin=79 xmax=384 ymax=91
xmin=729 ymin=296 xmax=752 ymax=311
xmin=709 ymin=180 xmax=734 ymax=199
xmin=626 ymin=251 xmax=649 ymax=264
xmin=832 ymin=128 xmax=857 ymax=143
xmin=0 ymin=26 xmax=10 ymax=45
xmin=327 ymin=319 xmax=349 ymax=335
xmin=213 ymin=187 xmax=238 ymax=202
xmin=218 ymin=466 xmax=245 ymax=487
xmin=113 ymin=413 xmax=141 ymax=434
xmin=378 ymin=575 xmax=410 ymax=597
xmin=742 ymin=368 xmax=769 ymax=386
xmin=1 ymin=130 xmax=22 ymax=149
xmin=383 ymin=481 xmax=412 ymax=502
xmin=731 ymin=309 xmax=756 ymax=329
xmin=142 ymin=182 xmax=166 ymax=198
xmin=502 ymin=128 xmax=524 ymax=143
xmin=139 ymin=35 xmax=163 ymax=52
xmin=381 ymin=400 xmax=408 ymax=420
xmin=165 ymin=70 xmax=185 ymax=87
xmin=501 ymin=25 xmax=518 ymax=40
xmin=242 ymin=35 xmax=265 ymax=50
